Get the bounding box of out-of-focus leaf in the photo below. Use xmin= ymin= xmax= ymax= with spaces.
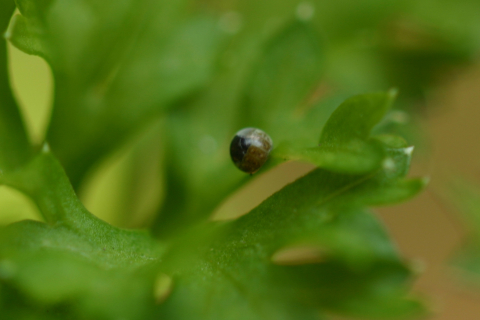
xmin=448 ymin=181 xmax=480 ymax=281
xmin=0 ymin=0 xmax=32 ymax=172
xmin=156 ymin=141 xmax=426 ymax=319
xmin=1 ymin=283 xmax=73 ymax=320
xmin=8 ymin=0 xmax=223 ymax=187
xmin=240 ymin=0 xmax=398 ymax=39
xmin=0 ymin=150 xmax=164 ymax=320
xmin=0 ymin=233 xmax=157 ymax=320
xmin=241 ymin=21 xmax=323 ymax=130
xmin=378 ymin=18 xmax=474 ymax=102
xmin=451 ymin=182 xmax=480 ymax=241
xmin=406 ymin=0 xmax=480 ymax=53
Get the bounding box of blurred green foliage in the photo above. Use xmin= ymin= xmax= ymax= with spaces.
xmin=448 ymin=181 xmax=480 ymax=282
xmin=1 ymin=0 xmax=479 ymax=319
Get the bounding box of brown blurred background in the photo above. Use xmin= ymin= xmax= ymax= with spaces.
xmin=2 ymin=29 xmax=480 ymax=320
xmin=378 ymin=65 xmax=480 ymax=320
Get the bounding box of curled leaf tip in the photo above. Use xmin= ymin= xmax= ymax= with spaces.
xmin=404 ymin=146 xmax=415 ymax=156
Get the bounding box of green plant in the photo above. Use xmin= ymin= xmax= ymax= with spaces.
xmin=1 ymin=0 xmax=479 ymax=319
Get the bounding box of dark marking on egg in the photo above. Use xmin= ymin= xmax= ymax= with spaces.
xmin=230 ymin=128 xmax=273 ymax=174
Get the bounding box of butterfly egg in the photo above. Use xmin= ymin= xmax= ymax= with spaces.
xmin=230 ymin=128 xmax=273 ymax=174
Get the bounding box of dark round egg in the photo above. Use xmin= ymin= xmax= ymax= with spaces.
xmin=230 ymin=128 xmax=273 ymax=174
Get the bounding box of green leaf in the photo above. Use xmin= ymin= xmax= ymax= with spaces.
xmin=0 ymin=149 xmax=157 ymax=249
xmin=8 ymin=0 xmax=223 ymax=187
xmin=272 ymin=91 xmax=397 ymax=174
xmin=273 ymin=139 xmax=383 ymax=174
xmin=0 ymin=151 xmax=164 ymax=319
xmin=1 ymin=283 xmax=72 ymax=320
xmin=6 ymin=6 xmax=48 ymax=58
xmin=0 ymin=0 xmax=32 ymax=172
xmin=242 ymin=21 xmax=323 ymax=129
xmin=157 ymin=142 xmax=426 ymax=319
xmin=0 ymin=102 xmax=425 ymax=320
xmin=320 ymin=91 xmax=396 ymax=144
xmin=0 ymin=223 xmax=160 ymax=320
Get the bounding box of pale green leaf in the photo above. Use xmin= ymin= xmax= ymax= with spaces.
xmin=0 ymin=0 xmax=32 ymax=172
